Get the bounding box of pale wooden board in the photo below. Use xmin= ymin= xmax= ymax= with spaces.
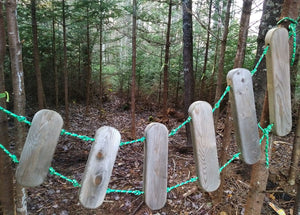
xmin=16 ymin=109 xmax=63 ymax=187
xmin=188 ymin=101 xmax=220 ymax=192
xmin=143 ymin=122 xmax=168 ymax=210
xmin=227 ymin=68 xmax=261 ymax=164
xmin=79 ymin=126 xmax=120 ymax=209
xmin=265 ymin=27 xmax=292 ymax=136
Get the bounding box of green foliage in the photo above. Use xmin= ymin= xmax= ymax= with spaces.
xmin=10 ymin=0 xmax=259 ymax=107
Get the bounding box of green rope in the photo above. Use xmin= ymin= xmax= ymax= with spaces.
xmin=60 ymin=129 xmax=95 ymax=142
xmin=167 ymin=177 xmax=198 ymax=192
xmin=0 ymin=91 xmax=9 ymax=102
xmin=212 ymin=86 xmax=231 ymax=113
xmin=120 ymin=137 xmax=145 ymax=146
xmin=49 ymin=167 xmax=81 ymax=187
xmin=0 ymin=143 xmax=19 ymax=163
xmin=106 ymin=188 xmax=144 ymax=195
xmin=0 ymin=106 xmax=31 ymax=126
xmin=277 ymin=17 xmax=298 ymax=66
xmin=219 ymin=152 xmax=241 ymax=173
xmin=258 ymin=123 xmax=273 ymax=168
xmin=169 ymin=116 xmax=192 ymax=136
xmin=251 ymin=45 xmax=269 ymax=76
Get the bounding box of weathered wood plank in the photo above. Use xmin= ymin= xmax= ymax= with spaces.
xmin=16 ymin=109 xmax=63 ymax=187
xmin=227 ymin=68 xmax=261 ymax=164
xmin=143 ymin=122 xmax=168 ymax=210
xmin=265 ymin=27 xmax=292 ymax=136
xmin=79 ymin=126 xmax=120 ymax=209
xmin=188 ymin=101 xmax=220 ymax=192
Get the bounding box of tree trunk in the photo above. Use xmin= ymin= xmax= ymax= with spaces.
xmin=6 ymin=0 xmax=27 ymax=214
xmin=252 ymin=0 xmax=283 ymax=117
xmin=131 ymin=0 xmax=137 ymax=139
xmin=199 ymin=0 xmax=212 ymax=100
xmin=0 ymin=2 xmax=15 ymax=214
xmin=99 ymin=11 xmax=103 ymax=109
xmin=213 ymin=0 xmax=232 ymax=123
xmin=182 ymin=0 xmax=194 ymax=146
xmin=289 ymin=106 xmax=300 ymax=185
xmin=62 ymin=0 xmax=69 ymax=127
xmin=234 ymin=0 xmax=252 ymax=68
xmin=31 ymin=0 xmax=45 ymax=109
xmin=162 ymin=0 xmax=172 ymax=117
xmin=244 ymin=93 xmax=270 ymax=215
xmin=85 ymin=5 xmax=91 ymax=111
xmin=52 ymin=14 xmax=58 ymax=109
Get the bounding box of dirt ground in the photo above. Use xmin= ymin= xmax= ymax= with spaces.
xmin=10 ymin=95 xmax=297 ymax=214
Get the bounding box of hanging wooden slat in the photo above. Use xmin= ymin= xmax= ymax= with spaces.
xmin=188 ymin=101 xmax=220 ymax=192
xmin=227 ymin=68 xmax=261 ymax=164
xmin=144 ymin=122 xmax=168 ymax=210
xmin=79 ymin=126 xmax=120 ymax=209
xmin=265 ymin=27 xmax=292 ymax=136
xmin=16 ymin=109 xmax=63 ymax=187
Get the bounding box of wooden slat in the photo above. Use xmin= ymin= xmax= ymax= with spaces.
xmin=143 ymin=122 xmax=168 ymax=210
xmin=16 ymin=109 xmax=63 ymax=187
xmin=188 ymin=101 xmax=220 ymax=192
xmin=227 ymin=68 xmax=261 ymax=164
xmin=265 ymin=27 xmax=292 ymax=136
xmin=79 ymin=126 xmax=120 ymax=209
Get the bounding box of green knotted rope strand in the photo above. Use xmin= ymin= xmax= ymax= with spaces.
xmin=258 ymin=123 xmax=274 ymax=168
xmin=0 ymin=143 xmax=19 ymax=163
xmin=277 ymin=17 xmax=298 ymax=66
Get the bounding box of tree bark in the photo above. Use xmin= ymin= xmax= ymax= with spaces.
xmin=233 ymin=0 xmax=252 ymax=68
xmin=31 ymin=0 xmax=45 ymax=109
xmin=182 ymin=0 xmax=194 ymax=146
xmin=162 ymin=0 xmax=172 ymax=117
xmin=199 ymin=0 xmax=213 ymax=100
xmin=244 ymin=93 xmax=270 ymax=215
xmin=52 ymin=13 xmax=58 ymax=109
xmin=252 ymin=0 xmax=283 ymax=117
xmin=62 ymin=0 xmax=69 ymax=127
xmin=0 ymin=2 xmax=16 ymax=214
xmin=213 ymin=0 xmax=232 ymax=123
xmin=131 ymin=0 xmax=137 ymax=139
xmin=99 ymin=8 xmax=103 ymax=109
xmin=85 ymin=5 xmax=91 ymax=111
xmin=6 ymin=0 xmax=27 ymax=214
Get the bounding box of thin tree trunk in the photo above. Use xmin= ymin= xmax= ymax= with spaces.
xmin=294 ymin=183 xmax=300 ymax=215
xmin=213 ymin=0 xmax=232 ymax=123
xmin=199 ymin=0 xmax=213 ymax=100
xmin=62 ymin=0 xmax=69 ymax=127
xmin=0 ymin=2 xmax=15 ymax=214
xmin=131 ymin=0 xmax=137 ymax=139
xmin=6 ymin=0 xmax=27 ymax=214
xmin=245 ymin=93 xmax=270 ymax=215
xmin=234 ymin=0 xmax=252 ymax=68
xmin=182 ymin=0 xmax=194 ymax=146
xmin=99 ymin=11 xmax=103 ymax=109
xmin=162 ymin=0 xmax=172 ymax=117
xmin=52 ymin=14 xmax=58 ymax=109
xmin=31 ymin=0 xmax=45 ymax=109
xmin=85 ymin=6 xmax=91 ymax=111
xmin=289 ymin=106 xmax=300 ymax=185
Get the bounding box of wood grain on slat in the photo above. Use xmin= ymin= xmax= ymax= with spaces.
xmin=79 ymin=126 xmax=120 ymax=209
xmin=227 ymin=68 xmax=261 ymax=164
xmin=188 ymin=101 xmax=220 ymax=192
xmin=144 ymin=122 xmax=168 ymax=210
xmin=16 ymin=109 xmax=63 ymax=187
xmin=265 ymin=27 xmax=292 ymax=136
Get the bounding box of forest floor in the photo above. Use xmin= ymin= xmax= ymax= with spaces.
xmin=15 ymin=94 xmax=297 ymax=215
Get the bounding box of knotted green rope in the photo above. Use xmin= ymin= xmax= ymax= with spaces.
xmin=258 ymin=123 xmax=274 ymax=168
xmin=0 ymin=143 xmax=19 ymax=163
xmin=277 ymin=17 xmax=298 ymax=66
xmin=0 ymin=91 xmax=9 ymax=102
xmin=49 ymin=167 xmax=81 ymax=187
